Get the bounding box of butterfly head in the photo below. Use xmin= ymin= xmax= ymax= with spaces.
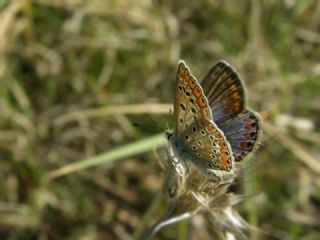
xmin=166 ymin=130 xmax=173 ymax=141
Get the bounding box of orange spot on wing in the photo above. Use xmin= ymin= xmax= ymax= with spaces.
xmin=188 ymin=78 xmax=196 ymax=89
xmin=243 ymin=133 xmax=252 ymax=139
xmin=230 ymin=84 xmax=237 ymax=91
xmin=233 ymin=103 xmax=241 ymax=111
xmin=201 ymin=109 xmax=210 ymax=119
xmin=232 ymin=92 xmax=240 ymax=100
xmin=206 ymin=123 xmax=215 ymax=133
xmin=197 ymin=96 xmax=206 ymax=108
xmin=241 ymin=142 xmax=251 ymax=149
xmin=193 ymin=86 xmax=202 ymax=97
xmin=226 ymin=78 xmax=234 ymax=85
xmin=215 ymin=132 xmax=220 ymax=139
xmin=246 ymin=122 xmax=256 ymax=130
xmin=220 ymin=156 xmax=230 ymax=171
xmin=219 ymin=141 xmax=226 ymax=149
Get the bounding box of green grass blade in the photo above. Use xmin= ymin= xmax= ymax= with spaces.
xmin=47 ymin=132 xmax=166 ymax=180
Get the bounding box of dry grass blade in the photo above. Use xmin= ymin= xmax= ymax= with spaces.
xmin=53 ymin=104 xmax=172 ymax=127
xmin=263 ymin=121 xmax=320 ymax=174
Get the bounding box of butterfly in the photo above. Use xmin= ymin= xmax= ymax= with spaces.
xmin=166 ymin=60 xmax=261 ymax=179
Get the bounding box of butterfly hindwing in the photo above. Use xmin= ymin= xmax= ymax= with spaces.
xmin=201 ymin=61 xmax=246 ymax=123
xmin=180 ymin=119 xmax=233 ymax=172
xmin=218 ymin=110 xmax=261 ymax=161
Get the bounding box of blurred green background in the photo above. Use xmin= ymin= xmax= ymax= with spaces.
xmin=0 ymin=0 xmax=319 ymax=239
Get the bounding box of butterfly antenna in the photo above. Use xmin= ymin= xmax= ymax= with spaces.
xmin=166 ymin=107 xmax=173 ymax=130
xmin=164 ymin=121 xmax=170 ymax=132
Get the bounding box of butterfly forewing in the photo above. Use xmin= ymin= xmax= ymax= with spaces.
xmin=173 ymin=61 xmax=233 ymax=173
xmin=201 ymin=61 xmax=261 ymax=161
xmin=201 ymin=61 xmax=245 ymax=123
xmin=173 ymin=61 xmax=212 ymax=142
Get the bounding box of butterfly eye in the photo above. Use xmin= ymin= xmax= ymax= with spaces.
xmin=201 ymin=130 xmax=206 ymax=136
xmin=207 ymin=163 xmax=213 ymax=169
xmin=192 ymin=146 xmax=197 ymax=150
xmin=209 ymin=135 xmax=214 ymax=140
xmin=185 ymin=135 xmax=189 ymax=140
xmin=166 ymin=131 xmax=173 ymax=140
xmin=191 ymin=107 xmax=196 ymax=114
xmin=192 ymin=126 xmax=197 ymax=132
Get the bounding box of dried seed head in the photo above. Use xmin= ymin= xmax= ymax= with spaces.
xmin=141 ymin=147 xmax=253 ymax=240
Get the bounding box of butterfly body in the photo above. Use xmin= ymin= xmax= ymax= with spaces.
xmin=168 ymin=60 xmax=261 ymax=179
